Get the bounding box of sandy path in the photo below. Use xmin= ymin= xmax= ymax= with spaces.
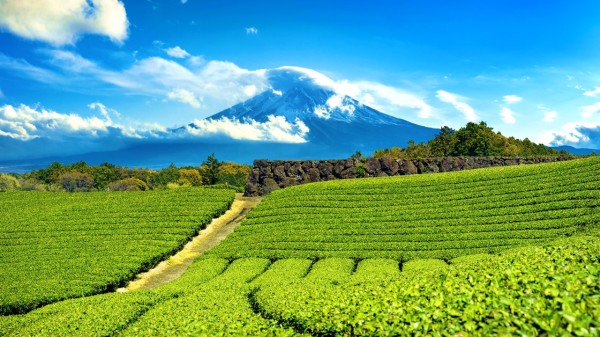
xmin=117 ymin=193 xmax=261 ymax=292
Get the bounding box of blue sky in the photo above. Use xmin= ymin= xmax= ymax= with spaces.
xmin=1 ymin=0 xmax=600 ymax=151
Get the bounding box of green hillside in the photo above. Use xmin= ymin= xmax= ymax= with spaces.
xmin=209 ymin=156 xmax=599 ymax=260
xmin=1 ymin=158 xmax=599 ymax=336
xmin=0 ymin=188 xmax=235 ymax=315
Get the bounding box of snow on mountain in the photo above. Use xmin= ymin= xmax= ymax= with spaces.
xmin=0 ymin=67 xmax=440 ymax=172
xmin=200 ymin=66 xmax=438 ymax=151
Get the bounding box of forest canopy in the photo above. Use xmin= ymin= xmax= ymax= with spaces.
xmin=373 ymin=122 xmax=567 ymax=159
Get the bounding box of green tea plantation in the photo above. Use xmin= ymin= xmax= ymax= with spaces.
xmin=1 ymin=157 xmax=598 ymax=336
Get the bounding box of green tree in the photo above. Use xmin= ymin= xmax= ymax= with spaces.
xmin=152 ymin=164 xmax=180 ymax=187
xmin=32 ymin=162 xmax=65 ymax=184
xmin=452 ymin=122 xmax=502 ymax=156
xmin=91 ymin=163 xmax=124 ymax=190
xmin=429 ymin=126 xmax=457 ymax=157
xmin=200 ymin=154 xmax=222 ymax=185
xmin=59 ymin=172 xmax=94 ymax=192
xmin=178 ymin=168 xmax=202 ymax=186
xmin=405 ymin=140 xmax=432 ymax=159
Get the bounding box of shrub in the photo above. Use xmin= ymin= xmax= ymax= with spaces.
xmin=0 ymin=174 xmax=20 ymax=191
xmin=108 ymin=178 xmax=149 ymax=191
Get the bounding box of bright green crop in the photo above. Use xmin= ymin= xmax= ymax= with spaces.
xmin=254 ymin=236 xmax=600 ymax=336
xmin=1 ymin=158 xmax=598 ymax=336
xmin=209 ymin=157 xmax=600 ymax=260
xmin=0 ymin=188 xmax=235 ymax=315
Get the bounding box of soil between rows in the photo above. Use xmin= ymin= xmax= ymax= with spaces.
xmin=117 ymin=193 xmax=262 ymax=292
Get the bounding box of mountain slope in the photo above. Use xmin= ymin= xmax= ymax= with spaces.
xmin=204 ymin=67 xmax=438 ymax=153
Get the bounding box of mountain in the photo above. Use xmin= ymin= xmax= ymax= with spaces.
xmin=198 ymin=67 xmax=438 ymax=157
xmin=552 ymin=145 xmax=598 ymax=155
xmin=0 ymin=67 xmax=440 ymax=173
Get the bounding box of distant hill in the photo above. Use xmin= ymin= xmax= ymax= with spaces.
xmin=552 ymin=145 xmax=598 ymax=155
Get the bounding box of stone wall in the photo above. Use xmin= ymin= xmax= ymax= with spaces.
xmin=245 ymin=156 xmax=572 ymax=196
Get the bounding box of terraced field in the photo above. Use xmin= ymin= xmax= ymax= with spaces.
xmin=0 ymin=188 xmax=235 ymax=315
xmin=209 ymin=156 xmax=599 ymax=259
xmin=1 ymin=157 xmax=599 ymax=336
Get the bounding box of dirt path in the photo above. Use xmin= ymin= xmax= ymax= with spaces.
xmin=117 ymin=193 xmax=261 ymax=292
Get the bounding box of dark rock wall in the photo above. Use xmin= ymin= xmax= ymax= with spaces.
xmin=245 ymin=156 xmax=572 ymax=196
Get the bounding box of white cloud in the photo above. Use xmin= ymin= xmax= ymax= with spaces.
xmin=0 ymin=0 xmax=129 ymax=46
xmin=4 ymin=52 xmax=432 ymax=121
xmin=543 ymin=111 xmax=557 ymax=123
xmin=0 ymin=103 xmax=312 ymax=144
xmin=88 ymin=102 xmax=120 ymax=121
xmin=537 ymin=121 xmax=600 ymax=147
xmin=500 ymin=107 xmax=516 ymax=124
xmin=46 ymin=49 xmax=97 ymax=72
xmin=244 ymin=85 xmax=258 ymax=97
xmin=581 ymin=102 xmax=600 ymax=118
xmin=276 ymin=67 xmax=434 ymax=119
xmin=0 ymin=104 xmax=113 ymax=140
xmin=188 ymin=56 xmax=205 ymax=66
xmin=246 ymin=27 xmax=258 ymax=35
xmin=186 ymin=115 xmax=309 ymax=143
xmin=346 ymin=81 xmax=432 ymax=119
xmin=326 ymin=94 xmax=355 ymax=115
xmin=502 ymin=95 xmax=523 ymax=104
xmin=165 ymin=46 xmax=190 ymax=59
xmin=313 ymin=106 xmax=330 ymax=120
xmin=0 ymin=53 xmax=62 ymax=84
xmin=436 ymin=90 xmax=478 ymax=122
xmin=167 ymin=88 xmax=201 ymax=108
xmin=36 ymin=51 xmax=270 ymax=115
xmin=313 ymin=95 xmax=356 ymax=120
xmin=583 ymin=87 xmax=600 ymax=97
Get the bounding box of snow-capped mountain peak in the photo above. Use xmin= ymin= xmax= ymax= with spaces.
xmin=195 ymin=66 xmax=438 ymax=151
xmin=207 ymin=67 xmax=405 ymax=125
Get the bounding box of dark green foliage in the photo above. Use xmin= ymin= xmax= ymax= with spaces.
xmin=429 ymin=125 xmax=457 ymax=156
xmin=18 ymin=158 xmax=249 ymax=191
xmin=374 ymin=121 xmax=563 ymax=159
xmin=151 ymin=163 xmax=180 ymax=187
xmin=58 ymin=171 xmax=94 ymax=192
xmin=200 ymin=153 xmax=222 ymax=185
xmin=355 ymin=163 xmax=367 ymax=177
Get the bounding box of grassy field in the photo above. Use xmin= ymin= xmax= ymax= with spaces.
xmin=1 ymin=157 xmax=598 ymax=336
xmin=0 ymin=188 xmax=235 ymax=315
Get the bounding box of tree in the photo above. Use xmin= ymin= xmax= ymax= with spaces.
xmin=91 ymin=163 xmax=124 ymax=190
xmin=350 ymin=151 xmax=365 ymax=161
xmin=152 ymin=164 xmax=180 ymax=187
xmin=452 ymin=122 xmax=502 ymax=156
xmin=178 ymin=168 xmax=202 ymax=186
xmin=405 ymin=140 xmax=432 ymax=159
xmin=429 ymin=126 xmax=457 ymax=157
xmin=59 ymin=172 xmax=94 ymax=192
xmin=200 ymin=153 xmax=222 ymax=185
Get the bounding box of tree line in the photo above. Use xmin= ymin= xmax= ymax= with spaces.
xmin=373 ymin=122 xmax=572 ymax=159
xmin=0 ymin=154 xmax=251 ymax=192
